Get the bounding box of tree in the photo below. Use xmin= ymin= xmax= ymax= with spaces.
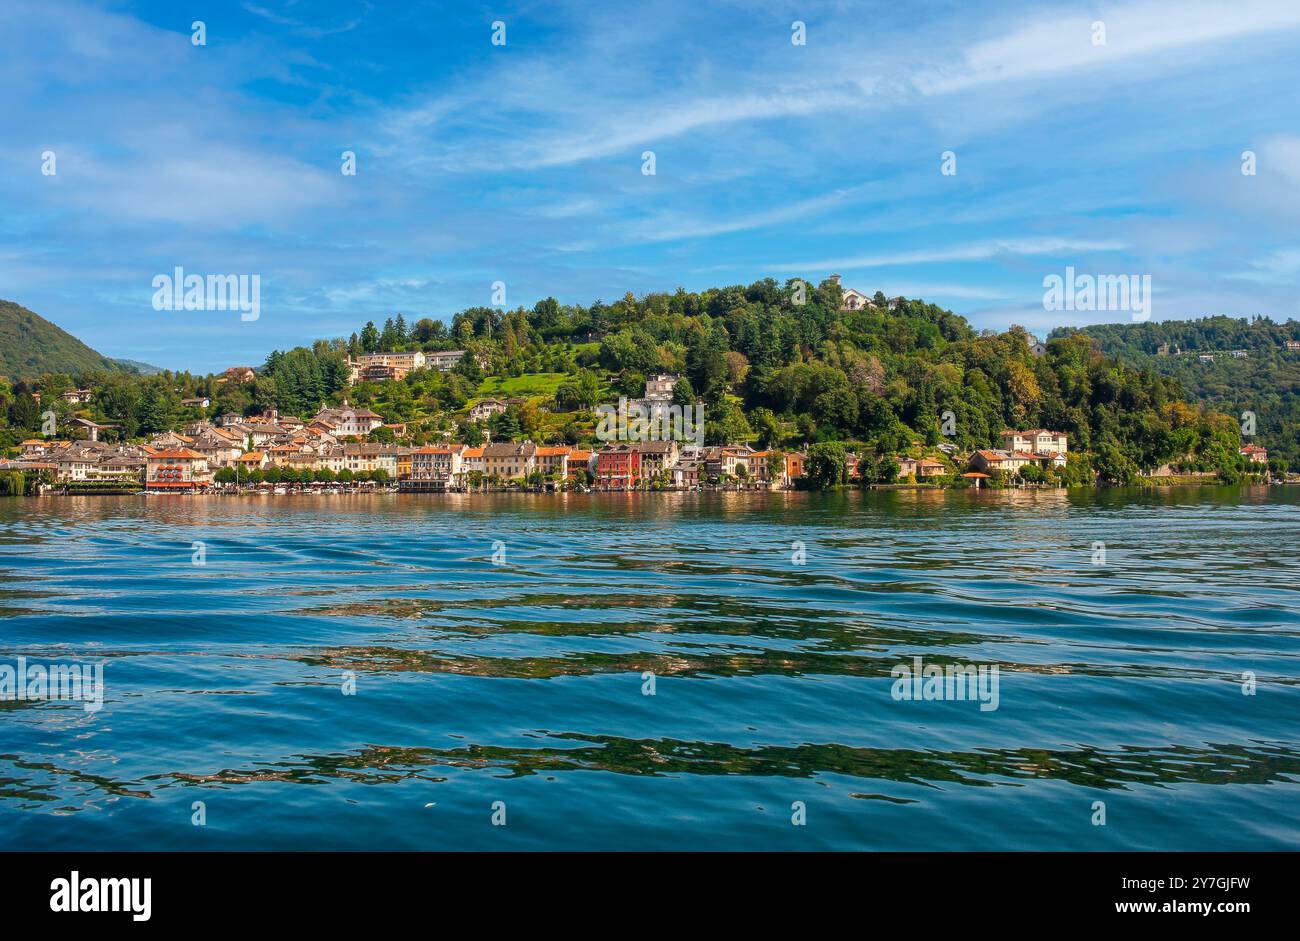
xmin=360 ymin=321 xmax=380 ymax=353
xmin=725 ymin=351 xmax=750 ymax=389
xmin=874 ymin=455 xmax=900 ymax=484
xmin=751 ymin=407 xmax=783 ymax=449
xmin=686 ymin=321 xmax=730 ymax=401
xmin=555 ymin=381 xmax=583 ymax=412
xmin=1019 ymin=463 xmax=1046 ymax=484
xmin=491 ymin=406 xmax=523 ymax=441
xmin=672 ymin=377 xmax=696 ymax=406
xmin=575 ymin=369 xmax=602 ymax=407
xmin=804 ymin=442 xmax=847 ymax=489
xmin=458 ymin=421 xmax=486 ymax=446
xmin=136 ymin=385 xmax=175 ymax=436
xmin=1093 ymin=438 xmax=1140 ymax=485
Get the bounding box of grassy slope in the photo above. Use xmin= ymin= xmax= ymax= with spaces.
xmin=474 ymin=373 xmax=571 ymax=398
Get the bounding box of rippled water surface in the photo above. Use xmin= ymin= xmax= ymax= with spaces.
xmin=1 ymin=487 xmax=1298 ymax=850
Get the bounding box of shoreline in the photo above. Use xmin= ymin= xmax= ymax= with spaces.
xmin=20 ymin=477 xmax=1293 ymax=498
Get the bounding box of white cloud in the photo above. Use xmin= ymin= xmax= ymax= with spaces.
xmin=918 ymin=0 xmax=1300 ymax=94
xmin=1260 ymin=135 xmax=1300 ymax=187
xmin=635 ymin=183 xmax=881 ymax=243
xmin=1228 ymin=248 xmax=1300 ymax=284
xmin=775 ymin=238 xmax=1130 ymax=271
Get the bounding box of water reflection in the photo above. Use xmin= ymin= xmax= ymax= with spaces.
xmin=1 ymin=489 xmax=1298 ymax=848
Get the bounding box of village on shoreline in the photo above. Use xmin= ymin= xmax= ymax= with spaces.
xmin=4 ymin=278 xmax=1295 ymax=499
xmin=1 ymin=367 xmax=1283 ymax=497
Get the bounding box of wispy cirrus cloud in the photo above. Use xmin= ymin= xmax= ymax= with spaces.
xmin=632 ymin=183 xmax=883 ymax=243
xmin=917 ymin=0 xmax=1300 ymax=94
xmin=775 ymin=238 xmax=1131 ymax=272
xmin=242 ymin=1 xmax=366 ymax=37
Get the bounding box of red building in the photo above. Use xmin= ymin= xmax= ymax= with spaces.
xmin=596 ymin=444 xmax=640 ymax=490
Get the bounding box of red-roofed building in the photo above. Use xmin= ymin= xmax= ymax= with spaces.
xmin=596 ymin=444 xmax=640 ymax=490
xmin=565 ymin=449 xmax=594 ymax=481
xmin=145 ymin=449 xmax=213 ymax=490
xmin=409 ymin=444 xmax=466 ymax=488
xmin=534 ymin=446 xmax=571 ymax=480
xmin=1241 ymin=443 xmax=1268 ymax=464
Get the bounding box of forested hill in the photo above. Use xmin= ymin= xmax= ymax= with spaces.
xmin=1054 ymin=317 xmax=1300 ymax=470
xmin=0 ymin=300 xmax=125 ymax=378
xmin=267 ymin=278 xmax=1249 ymax=481
xmin=3 ymin=278 xmax=1264 ymax=481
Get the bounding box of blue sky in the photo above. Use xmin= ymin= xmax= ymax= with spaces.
xmin=2 ymin=0 xmax=1299 ymax=374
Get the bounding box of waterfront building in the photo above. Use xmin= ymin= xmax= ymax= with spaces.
xmin=596 ymin=444 xmax=640 ymax=490
xmin=999 ymin=429 xmax=1068 ymax=455
xmin=784 ymin=452 xmax=806 ymax=483
xmin=565 ymin=449 xmax=594 ymax=481
xmin=145 ymin=449 xmax=213 ymax=491
xmin=410 ymin=445 xmax=466 ymax=488
xmin=482 ymin=441 xmax=538 ymax=481
xmin=340 ymin=444 xmax=408 ymax=477
xmin=702 ymin=444 xmax=754 ymax=479
xmin=672 ymin=458 xmax=701 ymax=489
xmin=897 ymin=456 xmax=947 ymax=479
xmin=534 ymin=446 xmax=571 ymax=480
xmin=970 ymin=449 xmax=1042 ymax=474
xmin=631 ymin=440 xmax=679 ymax=478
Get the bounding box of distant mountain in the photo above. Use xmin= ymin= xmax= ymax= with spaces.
xmin=0 ymin=299 xmax=161 ymax=378
xmin=110 ymin=357 xmax=166 ymax=375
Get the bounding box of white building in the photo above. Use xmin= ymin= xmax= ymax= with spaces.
xmin=312 ymin=403 xmax=385 ymax=438
xmin=426 ymin=350 xmax=466 ymax=371
xmin=999 ymin=429 xmax=1068 ymax=455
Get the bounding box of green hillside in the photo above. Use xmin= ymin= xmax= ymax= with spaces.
xmin=3 ymin=284 xmax=1279 ymax=484
xmin=250 ymin=280 xmax=1258 ymax=484
xmin=1054 ymin=317 xmax=1300 ymax=470
xmin=0 ymin=299 xmax=129 ymax=378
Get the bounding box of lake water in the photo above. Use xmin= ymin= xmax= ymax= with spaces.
xmin=1 ymin=487 xmax=1298 ymax=850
